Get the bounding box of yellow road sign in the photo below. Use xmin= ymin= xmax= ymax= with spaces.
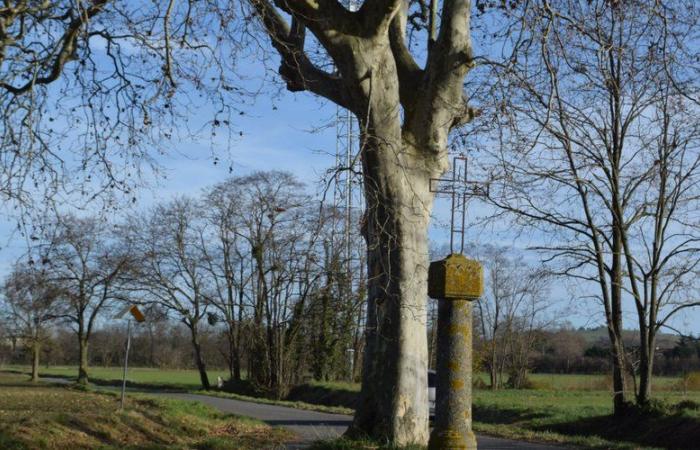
xmin=129 ymin=305 xmax=145 ymax=323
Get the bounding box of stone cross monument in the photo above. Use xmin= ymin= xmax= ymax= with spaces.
xmin=428 ymin=156 xmax=487 ymax=450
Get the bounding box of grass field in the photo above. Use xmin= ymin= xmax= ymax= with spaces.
xmin=6 ymin=365 xmax=700 ymax=449
xmin=2 ymin=364 xmax=228 ymax=390
xmin=473 ymin=388 xmax=700 ymax=449
xmin=313 ymin=372 xmax=695 ymax=393
xmin=0 ymin=372 xmax=290 ymax=449
xmin=307 ymin=374 xmax=700 ymax=449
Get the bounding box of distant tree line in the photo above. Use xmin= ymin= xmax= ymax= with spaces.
xmin=0 ymin=170 xmax=366 ymax=398
xmin=2 ymin=176 xmax=698 ymax=401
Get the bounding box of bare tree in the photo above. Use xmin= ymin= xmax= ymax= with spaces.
xmin=222 ymin=171 xmax=322 ymax=398
xmin=1 ymin=262 xmax=61 ymax=381
xmin=475 ymin=247 xmax=548 ymax=389
xmin=122 ymin=197 xmax=213 ymax=390
xmin=46 ymin=214 xmax=130 ymax=384
xmin=203 ymin=172 xmax=367 ymax=388
xmin=0 ymin=1 xmax=246 ymax=220
xmin=202 ymin=181 xmax=252 ymax=382
xmin=474 ymin=0 xmax=700 ymax=410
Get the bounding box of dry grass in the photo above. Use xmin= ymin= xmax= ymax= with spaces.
xmin=676 ymin=372 xmax=700 ymax=393
xmin=0 ymin=373 xmax=290 ymax=449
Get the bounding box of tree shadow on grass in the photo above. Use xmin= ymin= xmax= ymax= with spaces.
xmin=537 ymin=411 xmax=700 ymax=449
xmin=41 ymin=373 xmax=192 ymax=392
xmin=286 ymin=384 xmax=358 ymax=410
xmin=473 ymin=404 xmax=549 ymax=425
xmin=88 ymin=377 xmax=192 ymax=392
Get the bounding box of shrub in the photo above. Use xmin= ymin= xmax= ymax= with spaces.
xmin=638 ymin=398 xmax=673 ymax=416
xmin=675 ymin=400 xmax=700 ymax=412
xmin=472 ymin=378 xmax=489 ymax=390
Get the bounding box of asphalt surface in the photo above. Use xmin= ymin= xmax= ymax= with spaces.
xmin=42 ymin=376 xmax=566 ymax=449
xmin=162 ymin=392 xmax=566 ymax=449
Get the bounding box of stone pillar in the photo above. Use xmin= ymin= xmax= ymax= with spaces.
xmin=428 ymin=254 xmax=482 ymax=450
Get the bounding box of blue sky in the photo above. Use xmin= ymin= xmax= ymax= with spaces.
xmin=0 ymin=15 xmax=698 ymax=336
xmin=2 ymin=83 xmax=699 ymax=335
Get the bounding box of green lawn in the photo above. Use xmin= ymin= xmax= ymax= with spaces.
xmin=313 ymin=372 xmax=690 ymax=393
xmin=3 ymin=365 xmax=228 ymax=390
xmin=473 ymin=388 xmax=700 ymax=449
xmin=309 ymin=375 xmax=700 ymax=449
xmin=0 ymin=372 xmax=290 ymax=449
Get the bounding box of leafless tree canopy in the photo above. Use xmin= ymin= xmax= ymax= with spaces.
xmin=0 ymin=0 xmax=247 ymax=215
xmin=468 ymin=0 xmax=700 ymax=410
xmin=1 ymin=262 xmax=62 ymax=381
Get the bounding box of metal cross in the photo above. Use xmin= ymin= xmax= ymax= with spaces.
xmin=430 ymin=155 xmax=489 ymax=254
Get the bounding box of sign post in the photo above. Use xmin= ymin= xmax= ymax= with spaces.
xmin=115 ymin=304 xmax=145 ymax=410
xmin=121 ymin=318 xmax=132 ymax=410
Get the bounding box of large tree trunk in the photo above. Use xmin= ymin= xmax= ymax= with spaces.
xmin=350 ymin=129 xmax=440 ymax=444
xmin=31 ymin=341 xmax=40 ymax=382
xmin=247 ymin=1 xmax=471 ymax=442
xmin=77 ymin=336 xmax=89 ymax=385
xmin=337 ymin=11 xmax=464 ymax=438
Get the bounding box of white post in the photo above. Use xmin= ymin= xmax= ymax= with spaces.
xmin=346 ymin=348 xmax=355 ymax=381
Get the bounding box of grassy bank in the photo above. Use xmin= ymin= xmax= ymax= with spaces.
xmin=473 ymin=389 xmax=700 ymax=449
xmin=0 ymin=372 xmax=290 ymax=449
xmin=7 ymin=365 xmax=700 ymax=448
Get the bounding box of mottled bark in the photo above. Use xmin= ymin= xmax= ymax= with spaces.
xmin=350 ymin=131 xmax=440 ymax=444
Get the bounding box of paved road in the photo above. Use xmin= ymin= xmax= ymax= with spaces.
xmin=42 ymin=376 xmax=565 ymax=449
xmin=162 ymin=393 xmax=566 ymax=449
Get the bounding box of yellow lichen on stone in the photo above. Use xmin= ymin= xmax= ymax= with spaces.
xmin=428 ymin=254 xmax=483 ymax=300
xmin=428 ymin=429 xmax=471 ymax=450
xmin=448 ymin=324 xmax=470 ymax=341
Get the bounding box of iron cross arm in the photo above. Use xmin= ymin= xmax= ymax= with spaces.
xmin=429 ymin=156 xmax=490 ymax=196
xmin=429 ymin=179 xmax=490 ymax=196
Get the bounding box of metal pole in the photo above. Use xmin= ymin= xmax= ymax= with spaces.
xmin=120 ymin=319 xmax=132 ymax=410
xmin=461 ymin=159 xmax=469 ymax=253
xmin=450 ymin=190 xmax=456 ymax=253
